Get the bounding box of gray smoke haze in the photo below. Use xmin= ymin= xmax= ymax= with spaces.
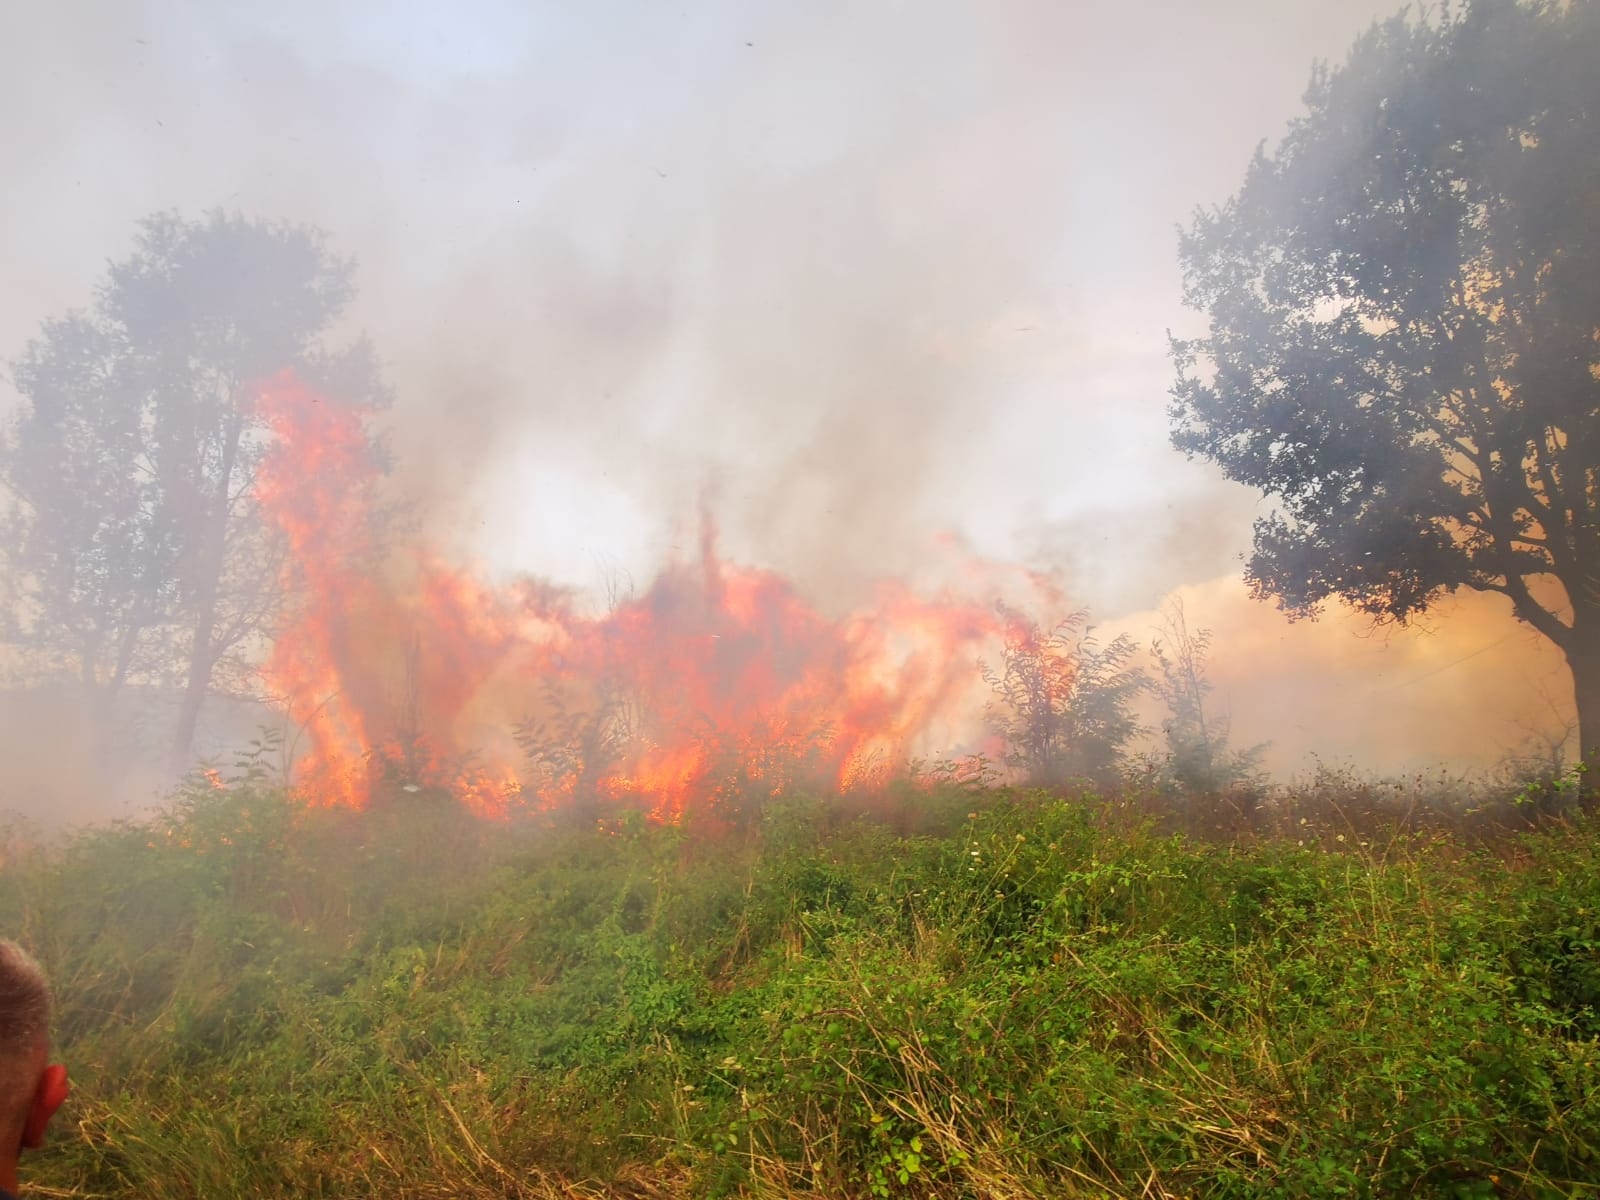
xmin=0 ymin=1 xmax=1400 ymax=594
xmin=0 ymin=0 xmax=1571 ymax=809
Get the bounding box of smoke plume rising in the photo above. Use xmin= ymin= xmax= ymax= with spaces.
xmin=0 ymin=0 xmax=1575 ymax=820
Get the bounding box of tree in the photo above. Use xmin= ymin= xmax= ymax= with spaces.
xmin=1150 ymin=601 xmax=1264 ymax=795
xmin=982 ymin=607 xmax=1147 ymax=789
xmin=1169 ymin=0 xmax=1600 ymax=779
xmin=1 ymin=210 xmax=388 ymax=761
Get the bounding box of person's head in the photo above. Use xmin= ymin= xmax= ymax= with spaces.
xmin=0 ymin=940 xmax=67 ymax=1186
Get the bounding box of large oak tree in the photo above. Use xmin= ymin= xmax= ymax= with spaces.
xmin=1170 ymin=0 xmax=1600 ymax=777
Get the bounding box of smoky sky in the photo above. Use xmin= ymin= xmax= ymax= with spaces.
xmin=0 ymin=0 xmax=1573 ymax=784
xmin=0 ymin=0 xmax=1403 ymax=597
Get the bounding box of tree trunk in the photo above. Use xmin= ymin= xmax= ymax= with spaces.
xmin=171 ymin=411 xmax=243 ymax=769
xmin=82 ymin=624 xmax=146 ymax=765
xmin=1570 ymin=620 xmax=1600 ymax=809
xmin=171 ymin=633 xmax=216 ymax=771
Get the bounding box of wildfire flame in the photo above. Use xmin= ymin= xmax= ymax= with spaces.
xmin=256 ymin=372 xmax=1052 ymax=821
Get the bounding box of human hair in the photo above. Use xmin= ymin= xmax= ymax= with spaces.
xmin=0 ymin=940 xmax=51 ymax=1129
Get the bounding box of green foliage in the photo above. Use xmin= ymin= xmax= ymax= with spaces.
xmin=2 ymin=777 xmax=1597 ymax=1197
xmin=1150 ymin=600 xmax=1266 ymax=796
xmin=982 ymin=607 xmax=1148 ymax=790
xmin=1 ymin=209 xmax=390 ymax=755
xmin=1168 ymin=0 xmax=1600 ymax=770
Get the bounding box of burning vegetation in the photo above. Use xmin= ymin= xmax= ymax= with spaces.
xmin=257 ymin=372 xmax=1058 ymax=822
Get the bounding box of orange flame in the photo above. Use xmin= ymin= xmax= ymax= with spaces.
xmin=256 ymin=372 xmax=1051 ymax=821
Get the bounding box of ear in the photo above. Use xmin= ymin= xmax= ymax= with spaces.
xmin=21 ymin=1064 xmax=68 ymax=1149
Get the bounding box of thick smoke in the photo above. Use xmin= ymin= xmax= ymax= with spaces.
xmin=1107 ymin=581 xmax=1573 ymax=780
xmin=0 ymin=0 xmax=1572 ymax=819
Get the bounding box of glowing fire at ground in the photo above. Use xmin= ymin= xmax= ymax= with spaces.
xmin=257 ymin=373 xmax=1054 ymax=821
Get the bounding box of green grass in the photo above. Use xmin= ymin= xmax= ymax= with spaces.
xmin=1 ymin=777 xmax=1597 ymax=1198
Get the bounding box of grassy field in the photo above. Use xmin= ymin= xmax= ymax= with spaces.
xmin=1 ymin=772 xmax=1597 ymax=1198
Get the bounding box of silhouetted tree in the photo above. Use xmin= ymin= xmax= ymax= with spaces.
xmin=1169 ymin=0 xmax=1600 ymax=786
xmin=1 ymin=210 xmax=389 ymax=760
xmin=983 ymin=608 xmax=1147 ymax=789
xmin=1150 ymin=600 xmax=1264 ymax=794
